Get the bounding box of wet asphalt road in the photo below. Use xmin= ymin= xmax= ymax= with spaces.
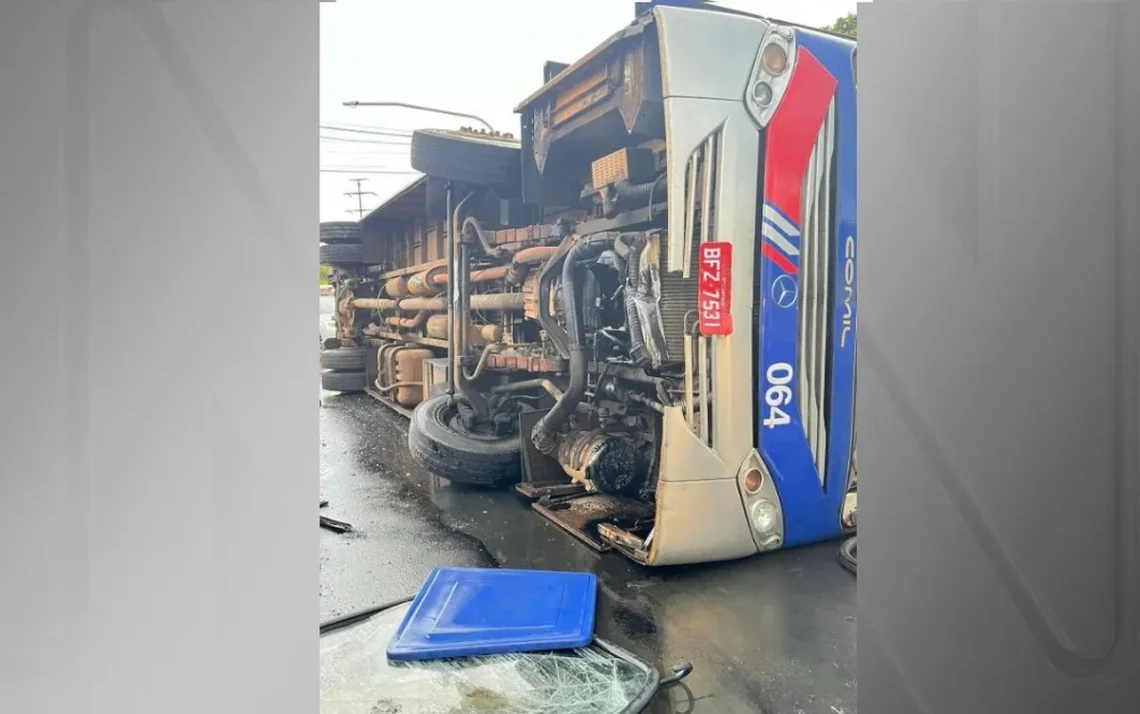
xmin=319 ymin=390 xmax=857 ymax=714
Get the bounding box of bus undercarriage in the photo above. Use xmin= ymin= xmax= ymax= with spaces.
xmin=319 ymin=3 xmax=857 ymax=566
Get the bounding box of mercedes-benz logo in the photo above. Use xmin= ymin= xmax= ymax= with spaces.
xmin=771 ymin=274 xmax=799 ymax=309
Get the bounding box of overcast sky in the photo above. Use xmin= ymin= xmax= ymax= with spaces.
xmin=319 ymin=0 xmax=857 ymax=221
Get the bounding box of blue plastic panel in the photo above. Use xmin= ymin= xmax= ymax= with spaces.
xmin=386 ymin=567 xmax=598 ymax=661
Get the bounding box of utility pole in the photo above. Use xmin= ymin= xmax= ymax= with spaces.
xmin=343 ymin=178 xmax=376 ymax=219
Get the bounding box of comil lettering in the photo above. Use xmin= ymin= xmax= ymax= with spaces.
xmin=840 ymin=235 xmax=855 ymax=348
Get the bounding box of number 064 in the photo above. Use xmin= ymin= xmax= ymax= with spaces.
xmin=763 ymin=362 xmax=793 ymax=429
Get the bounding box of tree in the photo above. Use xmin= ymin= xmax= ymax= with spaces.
xmin=823 ymin=12 xmax=857 ymax=38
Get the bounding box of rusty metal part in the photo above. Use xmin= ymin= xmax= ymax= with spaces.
xmin=591 ymin=147 xmax=657 ymax=188
xmin=426 ymin=315 xmax=499 ymax=345
xmin=425 ymin=314 xmax=449 ymax=339
xmin=485 ymin=223 xmax=561 ymax=246
xmin=470 ymin=265 xmax=509 ymax=283
xmin=487 ymin=350 xmax=567 ymax=373
xmin=533 ymin=234 xmax=580 ymax=360
xmin=395 ymin=296 xmax=445 ymax=311
xmin=393 ymin=293 xmax=525 ymax=313
xmin=373 ymin=381 xmax=421 ymax=393
xmin=490 ymin=379 xmax=564 ymax=400
xmin=406 ymin=268 xmax=441 ymax=297
xmin=368 ymin=329 xmax=448 ymax=349
xmin=374 ymin=258 xmax=447 ymax=281
xmin=628 ymin=391 xmax=666 ymax=414
xmin=461 ymin=216 xmax=501 ymax=257
xmin=384 ymin=276 xmax=409 ymax=298
xmin=431 ymin=264 xmax=509 ymax=286
xmin=596 ymin=522 xmax=646 ymax=552
xmin=462 ymin=344 xmax=502 ymax=382
xmin=451 ymin=191 xmax=486 ymax=417
xmin=375 ymin=343 xmax=403 ymax=393
xmin=385 ymin=310 xmax=430 ymax=330
xmin=470 ymin=293 xmax=527 ymax=312
xmin=517 ymin=25 xmax=662 ymax=174
xmin=351 ymin=297 xmax=398 ymax=311
xmin=522 ymin=272 xmax=542 ymax=320
xmin=556 ymin=429 xmax=640 ymax=494
xmin=392 ymin=347 xmax=433 ymax=406
xmin=506 ymin=245 xmax=559 ymax=285
xmin=335 ymin=292 xmax=357 ymax=341
xmin=445 ymin=182 xmax=455 ymax=396
xmin=375 ymin=344 xmax=433 ymax=408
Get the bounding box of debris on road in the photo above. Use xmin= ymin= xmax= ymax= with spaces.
xmin=320 ymin=514 xmax=354 ymax=534
xmin=386 ymin=567 xmax=598 ymax=661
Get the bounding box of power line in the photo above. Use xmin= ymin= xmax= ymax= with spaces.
xmin=320 ymin=134 xmax=410 ymax=145
xmin=319 ymin=124 xmax=413 ymax=138
xmin=320 ymin=148 xmax=411 ymax=155
xmin=321 ymin=121 xmax=413 ymax=134
xmin=320 ymin=168 xmax=421 ymax=174
xmin=321 ymin=121 xmax=415 ymax=133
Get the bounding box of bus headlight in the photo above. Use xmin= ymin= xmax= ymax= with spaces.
xmin=760 ymin=43 xmax=788 ymax=75
xmin=737 ymin=452 xmax=784 ymax=550
xmin=750 ymin=81 xmax=774 ymax=107
xmin=743 ymin=468 xmax=764 ymax=494
xmin=745 ymin=25 xmax=796 ymax=129
xmin=751 ymin=499 xmax=779 ymax=533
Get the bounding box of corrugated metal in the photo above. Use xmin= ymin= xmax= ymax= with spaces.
xmin=658 ymin=231 xmax=700 ymax=362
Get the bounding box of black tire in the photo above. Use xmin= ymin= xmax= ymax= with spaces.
xmin=320 ymin=347 xmax=367 ymax=371
xmin=837 ymin=536 xmax=857 ymax=576
xmin=410 ymin=129 xmax=521 ymax=190
xmin=320 ymin=243 xmax=364 ymax=266
xmin=320 ymin=221 xmax=363 ymax=245
xmin=321 ymin=369 xmax=366 ymax=393
xmin=407 ymin=394 xmax=521 ymax=487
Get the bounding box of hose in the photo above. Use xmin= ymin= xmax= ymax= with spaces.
xmin=531 ymin=236 xmax=612 ymax=455
xmin=463 ymin=343 xmax=501 ymax=382
xmin=602 ymin=179 xmax=661 ymax=219
xmin=462 ymin=216 xmax=502 ymax=257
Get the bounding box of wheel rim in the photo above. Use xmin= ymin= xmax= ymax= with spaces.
xmin=440 ymin=399 xmax=517 ymax=442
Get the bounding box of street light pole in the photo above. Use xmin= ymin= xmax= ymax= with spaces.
xmin=341 ymin=101 xmax=496 ymax=133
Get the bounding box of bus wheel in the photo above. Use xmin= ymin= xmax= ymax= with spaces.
xmin=321 ymin=369 xmax=366 ymax=393
xmin=409 ymin=128 xmax=521 ymax=193
xmin=320 ymin=243 xmax=364 ymax=266
xmin=320 ymin=346 xmax=367 ymax=372
xmin=319 ymin=221 xmax=363 ymax=245
xmin=407 ymin=394 xmax=521 ymax=487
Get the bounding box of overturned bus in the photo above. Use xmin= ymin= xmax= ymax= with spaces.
xmin=318 ymin=2 xmax=857 ymax=566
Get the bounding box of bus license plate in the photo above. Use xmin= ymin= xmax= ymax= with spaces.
xmin=698 ymin=242 xmax=733 ymax=336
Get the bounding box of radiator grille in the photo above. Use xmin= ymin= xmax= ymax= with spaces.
xmin=662 ymin=128 xmax=722 ymax=445
xmin=657 ymin=232 xmax=701 ymax=362
xmin=798 ymin=99 xmax=836 ymax=484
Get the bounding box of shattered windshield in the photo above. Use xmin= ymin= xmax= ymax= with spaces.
xmin=320 ymin=602 xmax=656 ymax=714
